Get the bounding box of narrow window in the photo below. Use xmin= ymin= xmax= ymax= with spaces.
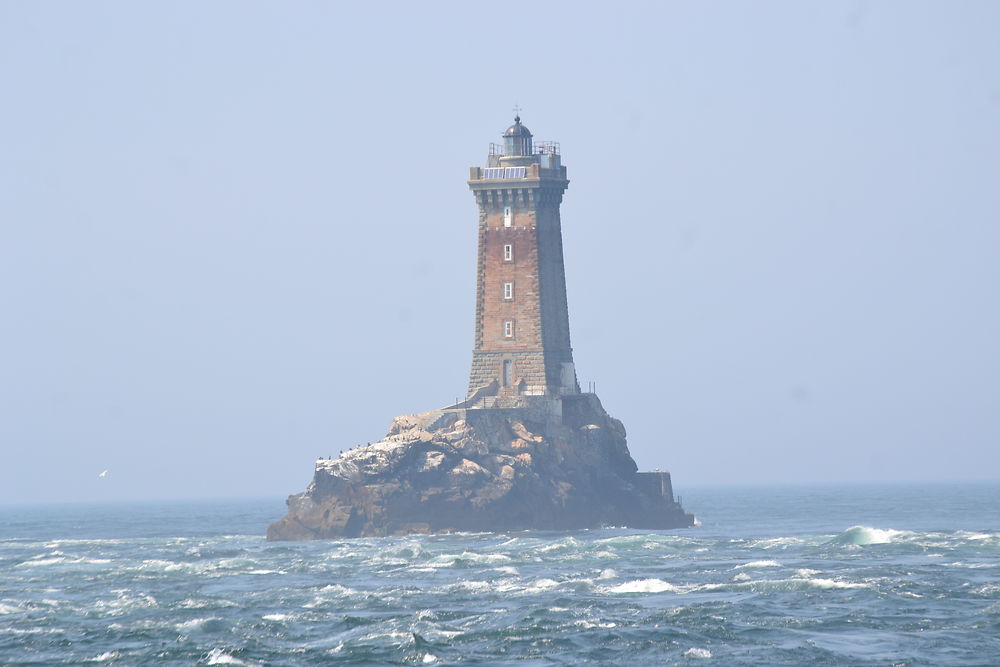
xmin=504 ymin=320 xmax=514 ymax=338
xmin=503 ymin=282 xmax=513 ymax=299
xmin=503 ymin=244 xmax=513 ymax=261
xmin=502 ymin=360 xmax=513 ymax=387
xmin=503 ymin=206 xmax=512 ymax=227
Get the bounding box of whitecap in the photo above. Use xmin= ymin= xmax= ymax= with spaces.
xmin=262 ymin=613 xmax=295 ymax=622
xmin=426 ymin=551 xmax=510 ymax=568
xmin=318 ymin=584 xmax=355 ymax=595
xmin=596 ymin=568 xmax=617 ymax=580
xmin=606 ymin=578 xmax=679 ymax=594
xmin=492 ymin=577 xmax=559 ymax=595
xmin=734 ymin=560 xmax=782 ymax=569
xmin=86 ymin=651 xmax=121 ymax=662
xmin=16 ymin=556 xmax=68 ymax=567
xmin=303 ymin=584 xmax=358 ymax=608
xmin=205 ymin=648 xmax=251 ymax=665
xmin=176 ymin=617 xmax=218 ymax=631
xmin=0 ymin=602 xmax=21 ymax=614
xmin=683 ymin=647 xmax=711 ymax=659
xmin=830 ymin=526 xmax=906 ymax=546
xmin=0 ymin=627 xmax=66 ymax=636
xmin=807 ymin=578 xmax=867 ymax=590
xmin=699 ymin=577 xmax=865 ymax=593
xmin=422 ymin=654 xmax=438 ymax=663
xmin=537 ymin=537 xmax=581 ymax=553
xmin=750 ymin=536 xmax=812 ymax=550
xmin=973 ymin=583 xmax=1000 ymax=596
xmin=523 ymin=578 xmax=559 ymax=593
xmin=176 ymin=598 xmax=237 ymax=610
xmin=450 ymin=580 xmax=492 ymax=593
xmin=732 ymin=573 xmax=750 ymax=582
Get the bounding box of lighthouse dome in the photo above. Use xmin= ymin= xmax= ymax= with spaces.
xmin=502 ymin=116 xmax=533 ymax=156
xmin=503 ymin=116 xmax=532 ymax=138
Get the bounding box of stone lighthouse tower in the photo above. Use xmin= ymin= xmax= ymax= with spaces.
xmin=467 ymin=116 xmax=579 ymax=402
xmin=266 ymin=114 xmax=696 ymax=540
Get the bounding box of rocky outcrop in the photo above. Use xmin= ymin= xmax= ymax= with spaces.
xmin=267 ymin=394 xmax=694 ymax=540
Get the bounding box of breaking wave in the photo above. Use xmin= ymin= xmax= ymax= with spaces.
xmin=830 ymin=526 xmax=907 ymax=546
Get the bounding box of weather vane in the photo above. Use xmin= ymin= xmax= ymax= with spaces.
xmin=512 ymin=104 xmax=522 ymax=120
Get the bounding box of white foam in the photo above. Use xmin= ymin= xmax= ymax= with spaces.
xmin=750 ymin=536 xmax=812 ymax=550
xmin=262 ymin=613 xmax=295 ymax=622
xmin=523 ymin=578 xmax=559 ymax=593
xmin=832 ymin=526 xmax=906 ymax=546
xmin=318 ymin=584 xmax=355 ymax=595
xmin=973 ymin=583 xmax=1000 ymax=595
xmin=451 ymin=580 xmax=492 ymax=593
xmin=596 ymin=568 xmax=617 ymax=580
xmin=955 ymin=530 xmax=996 ymax=542
xmin=0 ymin=602 xmax=20 ymax=614
xmin=700 ymin=577 xmax=866 ymax=593
xmin=303 ymin=584 xmax=358 ymax=608
xmin=606 ymin=578 xmax=679 ymax=594
xmin=422 ymin=654 xmax=438 ymax=663
xmin=806 ymin=578 xmax=867 ymax=590
xmin=16 ymin=556 xmax=68 ymax=567
xmin=85 ymin=651 xmax=121 ymax=662
xmin=0 ymin=627 xmax=66 ymax=636
xmin=683 ymin=647 xmax=712 ymax=659
xmin=732 ymin=573 xmax=751 ymax=582
xmin=426 ymin=551 xmax=511 ymax=568
xmin=176 ymin=617 xmax=217 ymax=631
xmin=205 ymin=648 xmax=251 ymax=665
xmin=735 ymin=560 xmax=782 ymax=569
xmin=538 ymin=537 xmax=581 ymax=553
xmin=177 ymin=598 xmax=237 ymax=609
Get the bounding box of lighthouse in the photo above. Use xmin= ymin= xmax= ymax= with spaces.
xmin=467 ymin=116 xmax=578 ymax=403
xmin=267 ymin=114 xmax=696 ymax=540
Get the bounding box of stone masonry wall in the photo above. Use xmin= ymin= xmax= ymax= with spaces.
xmin=467 ymin=175 xmax=573 ymax=398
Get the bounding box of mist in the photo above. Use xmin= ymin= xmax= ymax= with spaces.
xmin=1 ymin=1 xmax=998 ymax=504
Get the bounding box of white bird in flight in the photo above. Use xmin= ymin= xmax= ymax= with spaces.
xmin=98 ymin=470 xmax=108 ymax=479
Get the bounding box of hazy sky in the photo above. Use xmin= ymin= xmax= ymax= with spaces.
xmin=2 ymin=1 xmax=998 ymax=504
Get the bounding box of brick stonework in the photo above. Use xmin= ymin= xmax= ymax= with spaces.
xmin=467 ymin=136 xmax=579 ymax=398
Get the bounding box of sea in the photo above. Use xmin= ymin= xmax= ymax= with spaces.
xmin=1 ymin=483 xmax=998 ymax=666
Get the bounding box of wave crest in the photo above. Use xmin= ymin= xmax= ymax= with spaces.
xmin=830 ymin=526 xmax=906 ymax=546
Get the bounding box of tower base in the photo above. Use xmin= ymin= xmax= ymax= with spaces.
xmin=267 ymin=394 xmax=694 ymax=540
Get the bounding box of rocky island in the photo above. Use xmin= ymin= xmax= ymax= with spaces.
xmin=268 ymin=117 xmax=694 ymax=539
xmin=267 ymin=394 xmax=692 ymax=539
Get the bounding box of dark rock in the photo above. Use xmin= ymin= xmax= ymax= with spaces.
xmin=267 ymin=394 xmax=694 ymax=540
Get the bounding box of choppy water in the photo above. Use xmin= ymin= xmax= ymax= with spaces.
xmin=2 ymin=484 xmax=999 ymax=665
